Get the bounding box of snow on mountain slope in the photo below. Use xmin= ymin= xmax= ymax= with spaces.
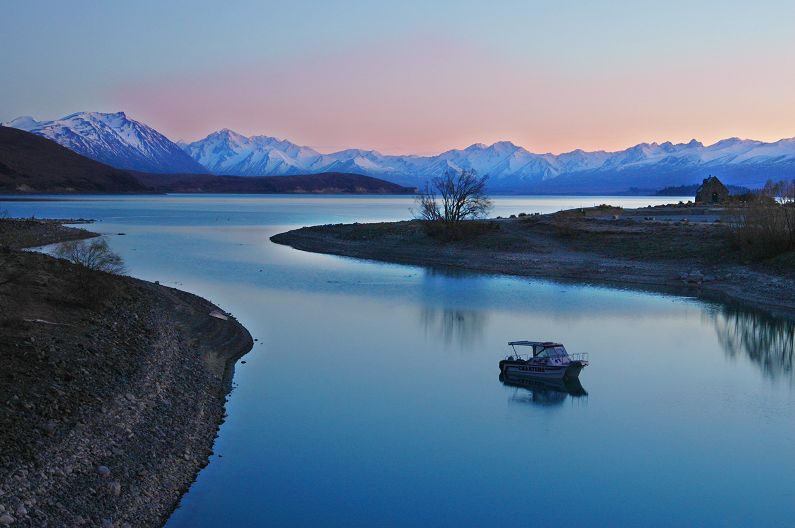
xmin=8 ymin=110 xmax=793 ymax=191
xmin=552 ymin=149 xmax=611 ymax=174
xmin=2 ymin=112 xmax=207 ymax=174
xmin=732 ymin=138 xmax=795 ymax=162
xmin=4 ymin=116 xmax=42 ymax=131
xmin=181 ymin=129 xmax=328 ymax=176
xmin=183 ymin=128 xmax=795 ymax=191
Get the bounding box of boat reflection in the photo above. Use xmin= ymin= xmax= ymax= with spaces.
xmin=499 ymin=373 xmax=588 ymax=407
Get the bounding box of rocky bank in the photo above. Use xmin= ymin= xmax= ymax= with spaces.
xmin=0 ymin=220 xmax=253 ymax=527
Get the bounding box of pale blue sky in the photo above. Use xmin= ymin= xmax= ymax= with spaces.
xmin=2 ymin=1 xmax=794 ymax=153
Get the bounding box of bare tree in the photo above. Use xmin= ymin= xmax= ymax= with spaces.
xmin=55 ymin=238 xmax=126 ymax=274
xmin=415 ymin=184 xmax=443 ymax=222
xmin=55 ymin=238 xmax=126 ymax=305
xmin=415 ymin=169 xmax=492 ymax=223
xmin=728 ymin=179 xmax=795 ymax=258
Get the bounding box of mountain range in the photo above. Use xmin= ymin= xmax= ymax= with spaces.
xmin=0 ymin=126 xmax=412 ymax=195
xmin=5 ymin=111 xmax=795 ymax=193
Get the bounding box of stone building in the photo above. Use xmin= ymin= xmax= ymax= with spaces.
xmin=695 ymin=175 xmax=729 ymax=204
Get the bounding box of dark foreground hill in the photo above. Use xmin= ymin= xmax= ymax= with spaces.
xmin=134 ymin=171 xmax=416 ymax=194
xmin=0 ymin=127 xmax=414 ymax=195
xmin=0 ymin=126 xmax=148 ymax=193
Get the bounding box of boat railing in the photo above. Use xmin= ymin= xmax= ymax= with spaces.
xmin=569 ymin=352 xmax=589 ymax=362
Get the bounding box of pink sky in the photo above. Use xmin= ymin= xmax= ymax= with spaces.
xmin=113 ymin=37 xmax=795 ymax=155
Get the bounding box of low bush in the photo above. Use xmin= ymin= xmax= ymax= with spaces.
xmin=726 ymin=180 xmax=795 ymax=260
xmin=422 ymin=220 xmax=499 ymax=241
xmin=553 ymin=217 xmax=579 ymax=238
xmin=55 ymin=238 xmax=126 ymax=305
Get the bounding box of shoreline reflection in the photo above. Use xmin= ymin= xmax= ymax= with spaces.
xmin=421 ymin=307 xmax=487 ymax=349
xmin=709 ymin=305 xmax=794 ymax=384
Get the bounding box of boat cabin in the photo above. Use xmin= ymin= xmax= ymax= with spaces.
xmin=507 ymin=341 xmax=569 ymax=361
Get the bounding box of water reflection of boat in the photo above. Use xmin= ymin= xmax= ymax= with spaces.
xmin=499 ymin=341 xmax=588 ymax=380
xmin=499 ymin=373 xmax=588 ymax=406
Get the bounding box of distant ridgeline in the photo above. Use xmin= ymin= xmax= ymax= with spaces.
xmin=5 ymin=111 xmax=795 ymax=194
xmin=654 ymin=183 xmax=752 ymax=196
xmin=133 ymin=172 xmax=416 ymax=194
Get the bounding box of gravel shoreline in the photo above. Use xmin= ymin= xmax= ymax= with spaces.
xmin=271 ymin=210 xmax=795 ymax=320
xmin=0 ymin=220 xmax=253 ymax=527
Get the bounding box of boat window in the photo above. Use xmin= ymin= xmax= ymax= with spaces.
xmin=537 ymin=346 xmax=568 ymax=358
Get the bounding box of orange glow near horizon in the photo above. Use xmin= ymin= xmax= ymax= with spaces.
xmin=112 ymin=37 xmax=795 ymax=155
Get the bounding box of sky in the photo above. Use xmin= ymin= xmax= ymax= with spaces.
xmin=2 ymin=0 xmax=794 ymax=155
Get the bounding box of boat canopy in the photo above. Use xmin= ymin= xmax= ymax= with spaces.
xmin=508 ymin=341 xmax=568 ymax=358
xmin=508 ymin=341 xmax=562 ymax=347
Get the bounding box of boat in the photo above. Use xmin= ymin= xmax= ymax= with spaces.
xmin=498 ymin=341 xmax=588 ymax=380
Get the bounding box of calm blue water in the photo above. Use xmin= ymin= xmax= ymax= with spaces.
xmin=3 ymin=194 xmax=793 ymax=527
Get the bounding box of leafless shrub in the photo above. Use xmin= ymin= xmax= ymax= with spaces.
xmin=727 ymin=179 xmax=795 ymax=259
xmin=55 ymin=238 xmax=126 ymax=305
xmin=55 ymin=238 xmax=126 ymax=274
xmin=414 ymin=169 xmax=492 ymax=239
xmin=415 ymin=185 xmax=443 ymax=222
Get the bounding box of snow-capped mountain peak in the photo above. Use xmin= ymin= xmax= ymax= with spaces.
xmin=2 ymin=111 xmax=206 ymax=174
xmin=464 ymin=143 xmax=488 ymax=151
xmin=181 ymin=129 xmax=328 ymax=176
xmin=4 ymin=116 xmax=41 ymax=131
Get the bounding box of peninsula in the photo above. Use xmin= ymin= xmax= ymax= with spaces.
xmin=272 ymin=204 xmax=795 ymax=318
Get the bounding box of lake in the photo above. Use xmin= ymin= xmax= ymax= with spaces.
xmin=3 ymin=194 xmax=794 ymax=527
